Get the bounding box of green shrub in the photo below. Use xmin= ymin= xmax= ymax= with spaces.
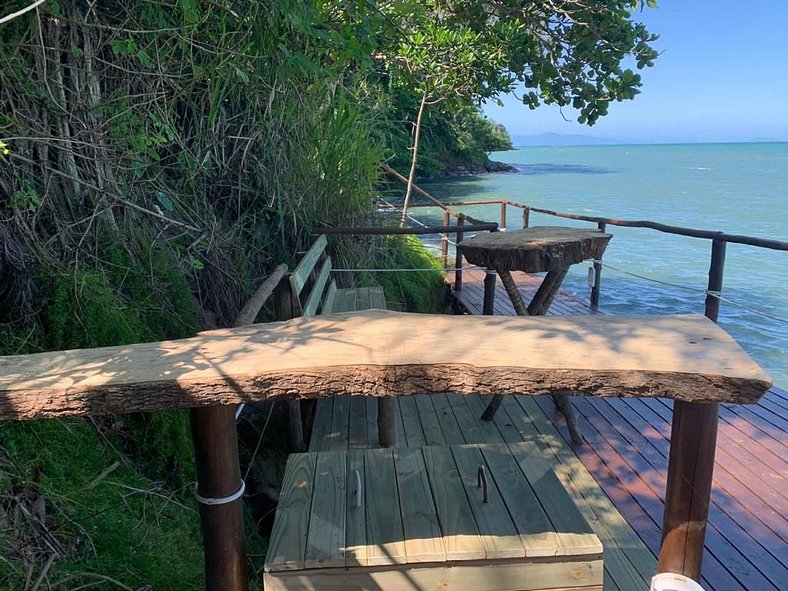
xmin=371 ymin=235 xmax=446 ymax=313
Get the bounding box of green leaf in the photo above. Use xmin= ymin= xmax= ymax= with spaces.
xmin=156 ymin=192 xmax=174 ymax=211
xmin=179 ymin=0 xmax=200 ymax=25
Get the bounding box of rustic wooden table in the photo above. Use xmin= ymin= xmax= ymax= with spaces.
xmin=460 ymin=226 xmax=613 ymax=442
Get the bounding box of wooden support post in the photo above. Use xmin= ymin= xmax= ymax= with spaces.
xmin=658 ymin=401 xmax=719 ymax=580
xmin=454 ymin=214 xmax=465 ymax=291
xmin=500 ymin=202 xmax=507 ymax=231
xmin=482 ymin=268 xmax=496 ymax=315
xmin=481 ymin=265 xmax=521 ymax=423
xmin=441 ymin=210 xmax=451 ymax=269
xmin=191 ymin=406 xmax=249 ymax=591
xmin=378 ymin=397 xmax=396 ymax=447
xmin=658 ymin=238 xmax=726 ymax=582
xmin=275 ymin=278 xmax=305 ymax=453
xmin=287 ymin=400 xmax=305 ymax=452
xmin=704 ymin=239 xmax=726 ymax=322
xmin=189 ymin=263 xmax=287 ymax=591
xmin=522 ymin=207 xmax=530 ymax=229
xmin=496 ymin=268 xmax=529 ymax=316
xmin=527 ymin=267 xmax=569 ymax=316
xmin=551 ymin=394 xmax=584 ymax=445
xmin=590 ymin=222 xmax=606 ymax=308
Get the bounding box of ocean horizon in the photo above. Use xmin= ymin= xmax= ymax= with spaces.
xmin=413 ymin=142 xmax=788 ymax=388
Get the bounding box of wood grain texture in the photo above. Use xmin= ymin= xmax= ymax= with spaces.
xmin=302 ymin=256 xmax=332 ymax=317
xmin=304 ymin=451 xmax=346 ymax=568
xmin=264 ymin=559 xmax=603 ymax=591
xmin=450 ymin=444 xmax=525 ymax=559
xmin=290 ymin=235 xmax=327 ymax=296
xmin=422 ymin=446 xmax=485 ymax=561
xmin=508 ymin=396 xmax=656 ymax=590
xmin=344 ymin=449 xmax=367 ymax=567
xmin=460 ymin=226 xmax=612 ymax=273
xmin=364 ymin=448 xmax=407 ymax=566
xmin=0 ymin=310 xmax=771 ymax=419
xmin=477 ymin=443 xmax=565 ymax=558
xmin=265 ymin=453 xmax=316 ymax=572
xmin=394 ymin=448 xmax=446 ymax=563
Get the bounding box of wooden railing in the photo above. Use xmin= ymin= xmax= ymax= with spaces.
xmin=404 ymin=195 xmax=788 ymax=310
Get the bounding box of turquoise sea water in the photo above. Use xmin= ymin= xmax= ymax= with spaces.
xmin=411 ymin=143 xmax=788 ymax=389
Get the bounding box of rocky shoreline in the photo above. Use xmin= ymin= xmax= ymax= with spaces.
xmin=437 ymin=159 xmax=518 ymax=177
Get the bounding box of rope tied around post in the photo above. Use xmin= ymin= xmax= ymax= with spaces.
xmin=194 ymin=480 xmax=246 ymax=506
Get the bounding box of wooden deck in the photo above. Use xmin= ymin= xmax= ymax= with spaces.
xmin=307 ymin=269 xmax=787 ymax=591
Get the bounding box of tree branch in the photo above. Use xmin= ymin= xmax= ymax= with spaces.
xmin=0 ymin=0 xmax=48 ymax=26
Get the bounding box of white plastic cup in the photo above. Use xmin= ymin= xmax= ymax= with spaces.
xmin=650 ymin=573 xmax=706 ymax=591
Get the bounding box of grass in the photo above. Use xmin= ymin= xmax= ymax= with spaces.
xmin=373 ymin=235 xmax=447 ymax=313
xmin=0 ymin=419 xmax=204 ymax=590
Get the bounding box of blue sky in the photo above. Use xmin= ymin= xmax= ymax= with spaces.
xmin=482 ymin=1 xmax=788 ymax=143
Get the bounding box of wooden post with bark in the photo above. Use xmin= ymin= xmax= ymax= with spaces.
xmin=274 ymin=275 xmax=305 ymax=453
xmin=441 ymin=210 xmax=451 ymax=269
xmin=454 ymin=214 xmax=465 ymax=290
xmin=658 ymin=239 xmax=726 ymax=582
xmin=190 ymin=263 xmax=287 ymax=591
xmin=482 ymin=269 xmax=497 ymax=315
xmin=590 ymin=222 xmax=606 ymax=308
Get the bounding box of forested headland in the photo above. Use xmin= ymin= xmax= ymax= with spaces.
xmin=0 ymin=1 xmax=656 ymax=588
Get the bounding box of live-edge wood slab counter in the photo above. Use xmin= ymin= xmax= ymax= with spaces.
xmin=0 ymin=310 xmax=771 ymax=420
xmin=264 ymin=443 xmax=604 ymax=591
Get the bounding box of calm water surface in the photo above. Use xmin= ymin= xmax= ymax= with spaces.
xmin=410 ymin=143 xmax=788 ymax=388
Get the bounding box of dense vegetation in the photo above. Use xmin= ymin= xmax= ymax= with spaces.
xmin=0 ymin=1 xmax=657 ymax=588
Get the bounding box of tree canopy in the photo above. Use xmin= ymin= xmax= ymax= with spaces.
xmin=332 ymin=0 xmax=660 ymax=124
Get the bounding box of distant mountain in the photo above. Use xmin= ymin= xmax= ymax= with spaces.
xmin=511 ymin=132 xmax=625 ymax=146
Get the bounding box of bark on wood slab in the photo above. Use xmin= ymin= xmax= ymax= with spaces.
xmin=0 ymin=311 xmax=771 ymax=419
xmin=460 ymin=227 xmax=612 ymax=273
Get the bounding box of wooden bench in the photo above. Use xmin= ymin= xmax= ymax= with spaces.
xmin=276 ymin=235 xmax=391 ymax=450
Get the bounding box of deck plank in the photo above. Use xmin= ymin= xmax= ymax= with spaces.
xmin=399 ymin=395 xmax=427 ymax=447
xmin=451 ymin=444 xmax=525 ymax=559
xmin=265 ymin=453 xmax=316 ymax=571
xmin=345 ymin=449 xmax=367 ymax=566
xmin=431 ymin=392 xmax=466 ymax=445
xmin=305 ymin=451 xmax=346 ymax=568
xmin=364 ymin=448 xmax=407 ymax=565
xmin=328 ymin=395 xmax=350 ymax=451
xmin=476 ymin=443 xmax=564 ymax=557
xmin=507 ymin=395 xmax=655 ymax=590
xmin=581 ymin=396 xmax=788 ymax=585
xmin=422 ymin=445 xmax=486 ymax=561
xmin=347 ymin=397 xmax=368 ymax=449
xmin=364 ymin=397 xmax=378 ymax=448
xmin=394 ymin=448 xmax=446 ymax=563
xmin=414 ymin=394 xmax=446 ymax=446
xmin=567 ymin=396 xmax=782 ymax=591
xmin=393 ymin=397 xmax=407 ymax=446
xmin=447 ymin=393 xmax=485 ymax=444
xmin=309 ymin=398 xmax=335 ymax=452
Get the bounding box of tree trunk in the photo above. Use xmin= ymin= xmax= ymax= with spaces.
xmin=400 ymin=91 xmax=429 ymax=227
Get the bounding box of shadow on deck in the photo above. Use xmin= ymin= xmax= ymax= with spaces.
xmin=307 ymin=269 xmax=787 ymax=591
